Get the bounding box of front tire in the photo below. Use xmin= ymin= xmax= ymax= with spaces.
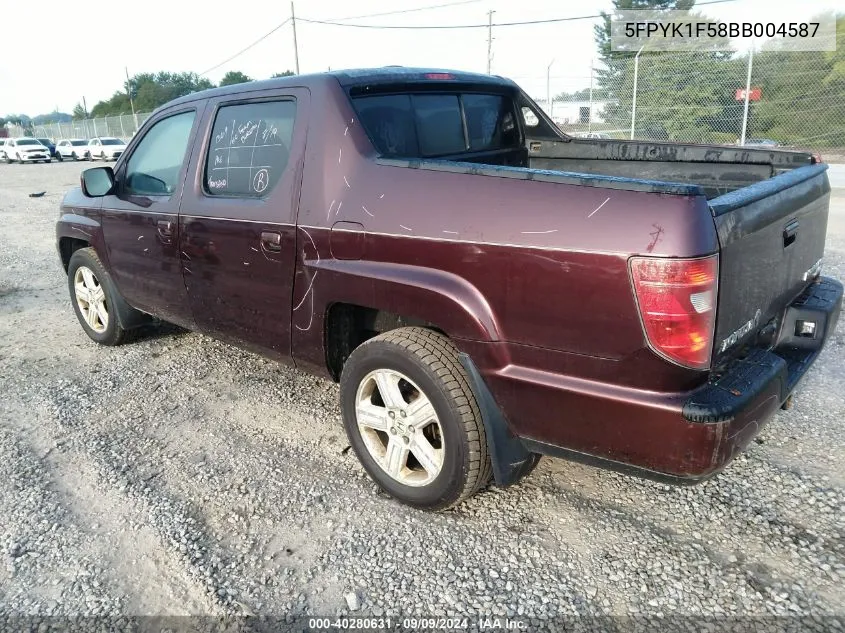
xmin=67 ymin=248 xmax=134 ymax=346
xmin=340 ymin=327 xmax=492 ymax=511
xmin=56 ymin=152 xmax=64 ymax=162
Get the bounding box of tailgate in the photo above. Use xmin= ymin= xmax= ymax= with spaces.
xmin=710 ymin=164 xmax=830 ymax=365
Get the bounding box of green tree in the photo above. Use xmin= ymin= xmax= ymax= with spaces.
xmin=90 ymin=71 xmax=214 ymax=117
xmin=749 ymin=14 xmax=845 ymax=147
xmin=594 ymin=0 xmax=744 ymax=142
xmin=72 ymin=103 xmax=87 ymax=120
xmin=271 ymin=70 xmax=295 ymax=78
xmin=219 ymin=71 xmax=252 ymax=86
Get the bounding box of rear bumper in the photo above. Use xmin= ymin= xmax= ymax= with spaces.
xmin=467 ymin=276 xmax=842 ymax=484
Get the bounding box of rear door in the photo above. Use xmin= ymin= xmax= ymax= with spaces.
xmin=99 ymin=104 xmax=204 ymax=327
xmin=709 ymin=165 xmax=830 ymax=363
xmin=178 ymin=88 xmax=308 ymax=359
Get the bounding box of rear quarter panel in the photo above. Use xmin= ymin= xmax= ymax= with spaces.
xmin=293 ymin=79 xmax=720 ymax=392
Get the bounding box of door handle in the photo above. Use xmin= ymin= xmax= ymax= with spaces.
xmin=260 ymin=231 xmax=282 ymax=253
xmin=157 ymin=220 xmax=173 ymax=244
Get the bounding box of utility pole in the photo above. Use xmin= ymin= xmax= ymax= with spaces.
xmin=546 ymin=59 xmax=555 ymax=119
xmin=486 ymin=10 xmax=495 ymax=74
xmin=630 ymin=45 xmax=644 ymax=140
xmin=82 ymin=96 xmax=89 ymax=139
xmin=125 ymin=66 xmax=137 ymax=129
xmin=739 ymin=47 xmax=754 ymax=146
xmin=588 ymin=58 xmax=594 ymax=132
xmin=291 ymin=2 xmax=300 ymax=75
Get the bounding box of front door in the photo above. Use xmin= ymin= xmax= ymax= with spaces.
xmin=178 ymin=89 xmax=308 ymax=359
xmin=100 ymin=106 xmax=204 ymax=327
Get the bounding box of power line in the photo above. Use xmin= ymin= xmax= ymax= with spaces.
xmin=197 ymin=0 xmax=485 ymax=76
xmin=197 ymin=0 xmax=740 ymax=76
xmin=323 ymin=0 xmax=484 ymax=22
xmin=297 ymin=0 xmax=738 ymax=30
xmin=199 ymin=19 xmax=290 ymax=76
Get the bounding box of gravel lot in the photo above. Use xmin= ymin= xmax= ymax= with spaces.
xmin=1 ymin=161 xmax=844 ymax=630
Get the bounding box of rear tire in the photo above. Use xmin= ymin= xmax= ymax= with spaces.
xmin=56 ymin=152 xmax=63 ymax=162
xmin=67 ymin=248 xmax=139 ymax=346
xmin=340 ymin=327 xmax=493 ymax=511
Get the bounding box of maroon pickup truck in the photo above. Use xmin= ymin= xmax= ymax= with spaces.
xmin=56 ymin=68 xmax=841 ymax=510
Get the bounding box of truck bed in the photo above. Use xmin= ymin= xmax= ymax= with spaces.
xmin=525 ymin=137 xmax=816 ymax=199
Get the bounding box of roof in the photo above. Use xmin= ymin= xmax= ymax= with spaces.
xmin=164 ymin=67 xmax=518 ymax=110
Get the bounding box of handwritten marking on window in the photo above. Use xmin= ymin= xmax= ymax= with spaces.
xmin=252 ymin=169 xmax=269 ymax=193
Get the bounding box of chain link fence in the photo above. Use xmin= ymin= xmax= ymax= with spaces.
xmin=9 ymin=113 xmax=152 ymax=142
xmin=7 ymin=48 xmax=843 ymax=158
xmin=532 ymin=47 xmax=844 ymax=155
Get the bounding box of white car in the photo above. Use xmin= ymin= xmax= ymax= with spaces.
xmin=3 ymin=137 xmax=52 ymax=163
xmin=88 ymin=137 xmax=127 ymax=161
xmin=0 ymin=138 xmax=10 ymax=160
xmin=55 ymin=139 xmax=91 ymax=161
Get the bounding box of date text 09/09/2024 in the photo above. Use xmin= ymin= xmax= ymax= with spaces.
xmin=308 ymin=617 xmax=527 ymax=630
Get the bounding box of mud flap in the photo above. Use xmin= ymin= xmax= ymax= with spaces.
xmin=458 ymin=353 xmax=535 ymax=487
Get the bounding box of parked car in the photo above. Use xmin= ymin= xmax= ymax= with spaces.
xmin=577 ymin=132 xmax=611 ymax=139
xmin=55 ymin=139 xmax=91 ymax=161
xmin=36 ymin=137 xmax=56 ymax=158
xmin=88 ymin=137 xmax=127 ymax=161
xmin=4 ymin=137 xmax=51 ymax=163
xmin=56 ymin=68 xmax=841 ymax=510
xmin=0 ymin=138 xmax=10 ymax=160
xmin=743 ymin=138 xmax=782 ymax=148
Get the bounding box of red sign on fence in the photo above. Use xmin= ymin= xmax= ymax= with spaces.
xmin=735 ymin=88 xmax=762 ymax=101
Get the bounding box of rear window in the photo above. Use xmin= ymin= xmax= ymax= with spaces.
xmin=71 ymin=140 xmax=88 ymax=146
xmin=354 ymin=92 xmax=519 ymax=158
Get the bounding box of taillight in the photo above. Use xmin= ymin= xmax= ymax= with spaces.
xmin=629 ymin=255 xmax=718 ymax=370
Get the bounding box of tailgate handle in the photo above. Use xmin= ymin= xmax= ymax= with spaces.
xmin=783 ymin=220 xmax=799 ymax=248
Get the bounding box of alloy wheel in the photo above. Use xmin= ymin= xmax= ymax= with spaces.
xmin=354 ymin=369 xmax=445 ymax=486
xmin=73 ymin=265 xmax=108 ymax=333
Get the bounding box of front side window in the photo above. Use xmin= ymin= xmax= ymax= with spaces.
xmin=125 ymin=110 xmax=195 ymax=196
xmin=205 ymin=100 xmax=296 ymax=197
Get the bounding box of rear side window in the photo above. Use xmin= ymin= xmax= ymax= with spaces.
xmin=354 ymin=94 xmax=419 ymax=157
xmin=354 ymin=92 xmax=519 ymax=158
xmin=205 ymin=100 xmax=296 ymax=197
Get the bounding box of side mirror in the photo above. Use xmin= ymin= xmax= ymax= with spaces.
xmin=81 ymin=167 xmax=115 ymax=197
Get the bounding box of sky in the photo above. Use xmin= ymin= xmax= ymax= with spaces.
xmin=0 ymin=0 xmax=840 ymax=116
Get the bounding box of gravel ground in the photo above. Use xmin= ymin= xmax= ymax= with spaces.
xmin=0 ymin=161 xmax=844 ymax=631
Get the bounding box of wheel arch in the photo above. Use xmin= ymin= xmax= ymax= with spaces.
xmin=307 ymin=260 xmax=503 ymax=381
